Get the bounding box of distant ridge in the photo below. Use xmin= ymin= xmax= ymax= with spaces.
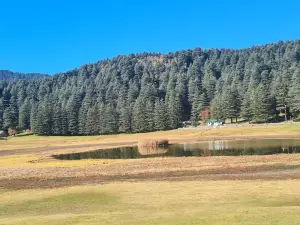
xmin=0 ymin=70 xmax=49 ymax=81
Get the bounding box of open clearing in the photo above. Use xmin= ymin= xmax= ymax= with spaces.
xmin=1 ymin=123 xmax=300 ymax=154
xmin=1 ymin=180 xmax=300 ymax=225
xmin=1 ymin=123 xmax=300 ymax=224
xmin=0 ymin=123 xmax=299 ymax=188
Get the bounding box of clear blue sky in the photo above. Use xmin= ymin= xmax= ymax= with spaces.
xmin=1 ymin=0 xmax=299 ymax=75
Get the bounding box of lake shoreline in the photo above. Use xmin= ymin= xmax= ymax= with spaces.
xmin=1 ymin=124 xmax=300 ymax=189
xmin=1 ymin=163 xmax=300 ymax=189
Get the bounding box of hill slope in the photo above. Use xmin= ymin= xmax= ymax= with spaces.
xmin=0 ymin=40 xmax=300 ymax=134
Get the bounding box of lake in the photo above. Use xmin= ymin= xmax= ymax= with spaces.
xmin=53 ymin=139 xmax=300 ymax=160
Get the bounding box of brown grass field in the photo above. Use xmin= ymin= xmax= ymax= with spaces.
xmin=0 ymin=123 xmax=300 ymax=187
xmin=1 ymin=123 xmax=300 ymax=224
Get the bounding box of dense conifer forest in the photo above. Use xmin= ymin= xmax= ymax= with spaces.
xmin=0 ymin=40 xmax=300 ymax=135
xmin=0 ymin=70 xmax=48 ymax=81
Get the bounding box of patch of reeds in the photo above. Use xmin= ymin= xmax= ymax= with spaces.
xmin=138 ymin=139 xmax=169 ymax=148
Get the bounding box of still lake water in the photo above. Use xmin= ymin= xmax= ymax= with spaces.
xmin=53 ymin=139 xmax=300 ymax=160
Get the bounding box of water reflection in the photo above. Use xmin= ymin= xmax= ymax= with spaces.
xmin=53 ymin=139 xmax=300 ymax=160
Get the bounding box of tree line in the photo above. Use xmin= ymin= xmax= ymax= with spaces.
xmin=0 ymin=40 xmax=300 ymax=135
xmin=0 ymin=70 xmax=48 ymax=81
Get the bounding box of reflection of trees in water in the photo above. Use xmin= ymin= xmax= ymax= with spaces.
xmin=208 ymin=140 xmax=229 ymax=150
xmin=182 ymin=139 xmax=300 ymax=157
xmin=137 ymin=147 xmax=168 ymax=155
xmin=202 ymin=149 xmax=211 ymax=157
xmin=54 ymin=140 xmax=300 ymax=160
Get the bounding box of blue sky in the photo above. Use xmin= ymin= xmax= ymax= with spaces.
xmin=1 ymin=0 xmax=299 ymax=74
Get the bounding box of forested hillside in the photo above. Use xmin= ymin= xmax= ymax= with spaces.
xmin=0 ymin=40 xmax=300 ymax=135
xmin=0 ymin=70 xmax=48 ymax=81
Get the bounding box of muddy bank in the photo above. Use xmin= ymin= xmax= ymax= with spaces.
xmin=2 ymin=169 xmax=300 ymax=189
xmin=0 ymin=154 xmax=300 ymax=189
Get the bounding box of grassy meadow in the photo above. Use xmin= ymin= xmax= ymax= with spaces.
xmin=1 ymin=180 xmax=300 ymax=225
xmin=2 ymin=123 xmax=300 ymax=152
xmin=1 ymin=123 xmax=300 ymax=224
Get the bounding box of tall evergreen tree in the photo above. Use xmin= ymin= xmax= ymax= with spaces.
xmin=52 ymin=104 xmax=62 ymax=135
xmin=18 ymin=99 xmax=31 ymax=130
xmin=251 ymin=84 xmax=273 ymax=122
xmin=3 ymin=96 xmax=18 ymax=129
xmin=240 ymin=90 xmax=252 ymax=122
xmin=85 ymin=106 xmax=99 ymax=135
xmin=167 ymin=91 xmax=183 ymax=129
xmin=223 ymin=87 xmax=241 ymax=123
xmin=118 ymin=103 xmax=132 ymax=133
xmin=66 ymin=94 xmax=81 ymax=135
xmin=289 ymin=69 xmax=300 ymax=117
xmin=132 ymin=98 xmax=147 ymax=133
xmin=102 ymin=103 xmax=118 ymax=134
xmin=0 ymin=98 xmax=4 ymax=128
xmin=210 ymin=94 xmax=226 ymax=122
xmin=30 ymin=102 xmax=38 ymax=133
xmin=35 ymin=103 xmax=47 ymax=135
xmin=274 ymin=74 xmax=289 ymax=121
xmin=154 ymin=99 xmax=168 ymax=130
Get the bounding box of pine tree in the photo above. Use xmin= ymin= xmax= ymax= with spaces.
xmin=132 ymin=98 xmax=147 ymax=133
xmin=52 ymin=104 xmax=62 ymax=135
xmin=274 ymin=74 xmax=289 ymax=121
xmin=240 ymin=90 xmax=252 ymax=122
xmin=167 ymin=91 xmax=182 ymax=129
xmin=98 ymin=104 xmax=105 ymax=135
xmin=85 ymin=105 xmax=99 ymax=135
xmin=0 ymin=98 xmax=4 ymax=128
xmin=3 ymin=96 xmax=18 ymax=129
xmin=289 ymin=69 xmax=300 ymax=117
xmin=61 ymin=108 xmax=69 ymax=135
xmin=78 ymin=93 xmax=93 ymax=135
xmin=66 ymin=94 xmax=81 ymax=135
xmin=223 ymin=87 xmax=241 ymax=123
xmin=103 ymin=103 xmax=118 ymax=134
xmin=18 ymin=99 xmax=31 ymax=130
xmin=30 ymin=102 xmax=38 ymax=133
xmin=44 ymin=97 xmax=54 ymax=135
xmin=35 ymin=103 xmax=47 ymax=135
xmin=210 ymin=94 xmax=226 ymax=121
xmin=78 ymin=107 xmax=86 ymax=135
xmin=251 ymin=84 xmax=273 ymax=122
xmin=154 ymin=99 xmax=168 ymax=130
xmin=118 ymin=103 xmax=132 ymax=133
xmin=35 ymin=99 xmax=53 ymax=135
xmin=145 ymin=100 xmax=154 ymax=132
xmin=190 ymin=89 xmax=205 ymax=126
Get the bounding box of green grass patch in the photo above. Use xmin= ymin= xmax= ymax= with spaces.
xmin=0 ymin=191 xmax=118 ymax=217
xmin=2 ymin=180 xmax=300 ymax=225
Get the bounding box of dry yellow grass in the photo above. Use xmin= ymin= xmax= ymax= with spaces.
xmin=1 ymin=153 xmax=300 ymax=183
xmin=0 ymin=123 xmax=299 ymax=188
xmin=0 ymin=123 xmax=299 ymax=183
xmin=1 ymin=124 xmax=300 ymax=224
xmin=0 ymin=154 xmax=116 ymax=168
